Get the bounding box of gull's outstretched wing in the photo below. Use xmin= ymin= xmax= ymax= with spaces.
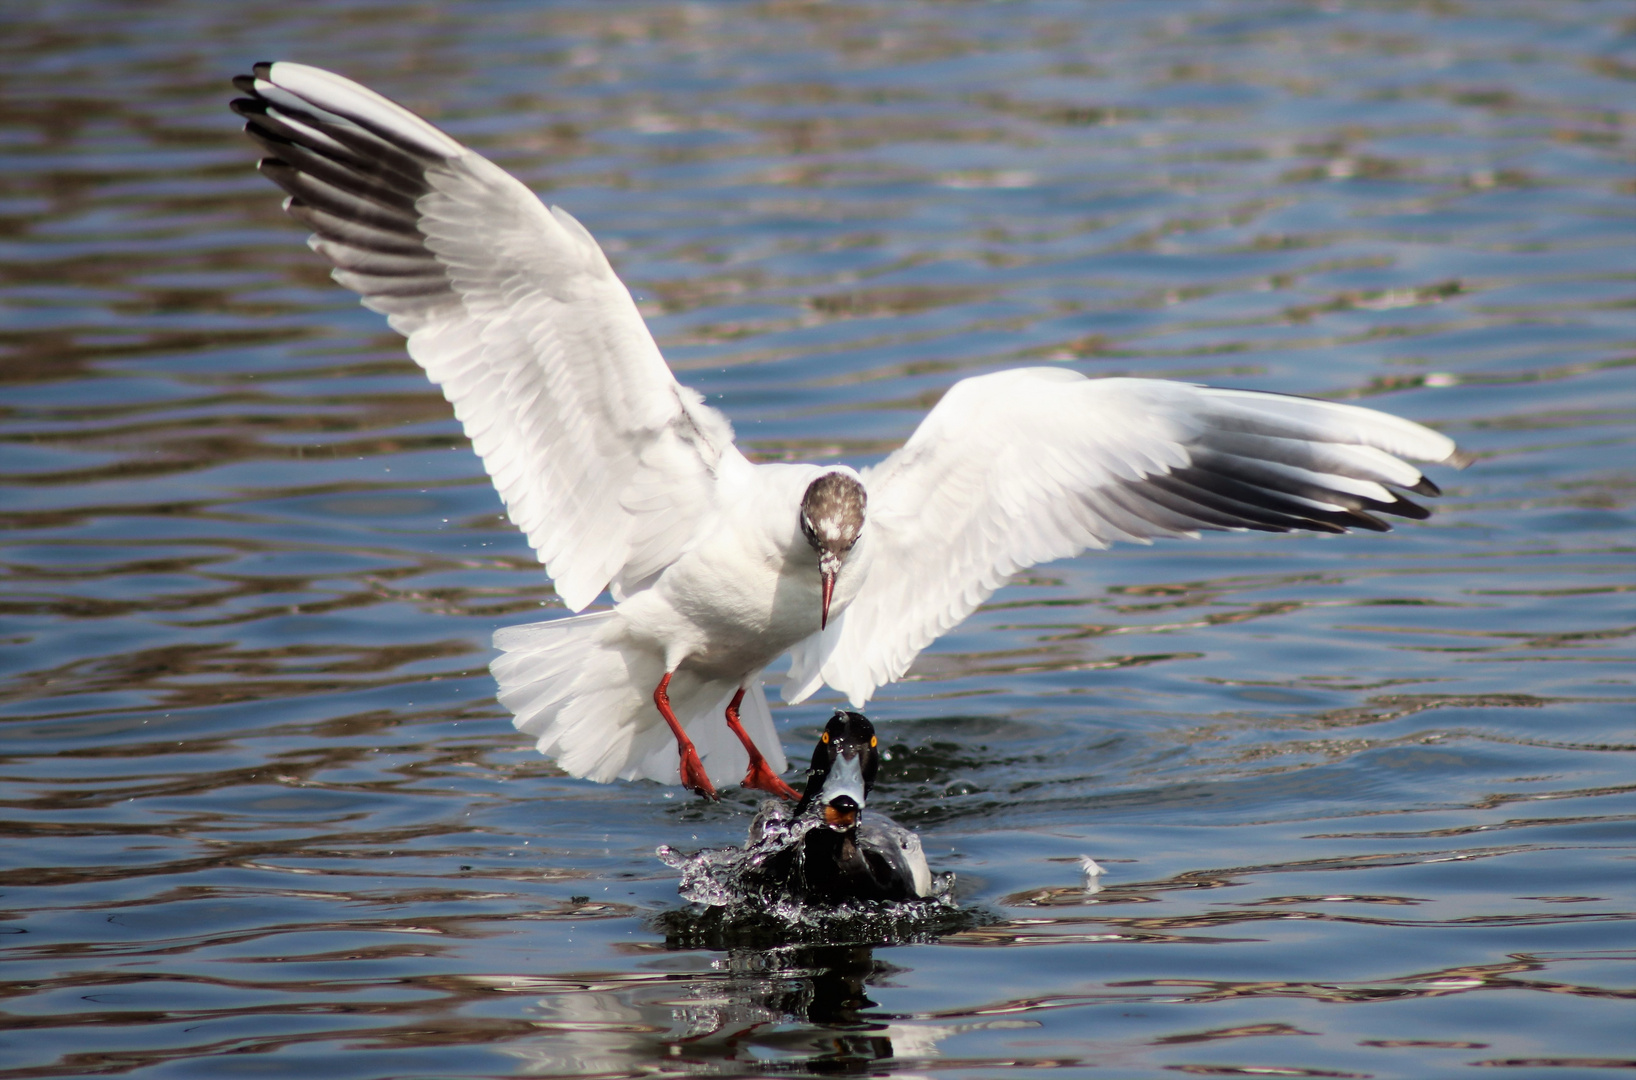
xmin=233 ymin=62 xmax=741 ymax=610
xmin=786 ymin=368 xmax=1466 ymax=705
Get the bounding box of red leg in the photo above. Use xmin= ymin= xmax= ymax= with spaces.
xmin=724 ymin=687 xmax=800 ymax=800
xmin=655 ymin=672 xmax=716 ymax=800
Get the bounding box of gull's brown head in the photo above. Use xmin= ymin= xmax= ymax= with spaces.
xmin=800 ymin=472 xmax=866 ymax=629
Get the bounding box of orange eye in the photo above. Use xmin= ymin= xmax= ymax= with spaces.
xmin=821 ymin=731 xmax=830 ymax=743
xmin=870 ymin=736 xmax=877 ymax=747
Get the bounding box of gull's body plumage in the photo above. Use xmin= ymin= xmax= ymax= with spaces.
xmin=234 ymin=63 xmax=1466 ymax=794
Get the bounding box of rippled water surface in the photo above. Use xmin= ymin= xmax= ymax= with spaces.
xmin=3 ymin=2 xmax=1634 ymax=1076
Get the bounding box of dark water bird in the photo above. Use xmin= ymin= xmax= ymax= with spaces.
xmin=658 ymin=712 xmax=937 ymax=908
xmin=231 ymin=63 xmax=1468 ymax=800
xmin=778 ymin=710 xmax=933 ymax=904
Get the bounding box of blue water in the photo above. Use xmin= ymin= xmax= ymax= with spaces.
xmin=2 ymin=2 xmax=1633 ymax=1077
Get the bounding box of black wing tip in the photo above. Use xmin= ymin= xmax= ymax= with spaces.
xmin=230 ymin=97 xmax=269 ymax=121
xmin=231 ymin=74 xmax=257 ymax=94
xmin=1386 ymin=496 xmax=1432 ymax=521
xmin=1408 ymin=475 xmax=1441 ymax=498
xmin=1328 ymin=489 xmax=1437 ymax=530
xmin=1159 ymin=464 xmax=1448 ymax=536
xmin=252 ymin=61 xmax=275 ymax=79
xmin=242 ymin=121 xmax=294 ymax=152
xmin=1346 ymin=510 xmax=1393 ymax=532
xmin=1152 ymin=471 xmax=1355 ymax=534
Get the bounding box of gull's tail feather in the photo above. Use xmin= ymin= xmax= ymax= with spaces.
xmin=491 ymin=612 xmax=786 ymax=787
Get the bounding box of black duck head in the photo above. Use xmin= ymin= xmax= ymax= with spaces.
xmin=794 ymin=709 xmax=879 ymax=828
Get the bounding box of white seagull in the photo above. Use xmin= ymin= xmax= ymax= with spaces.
xmin=233 ymin=63 xmax=1467 ymax=800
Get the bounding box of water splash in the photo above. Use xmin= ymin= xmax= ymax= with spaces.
xmin=657 ymin=800 xmax=957 ymax=940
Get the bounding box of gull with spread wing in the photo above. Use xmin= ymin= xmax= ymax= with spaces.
xmin=232 ymin=63 xmax=1467 ymax=800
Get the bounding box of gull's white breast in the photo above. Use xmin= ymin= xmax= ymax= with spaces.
xmin=615 ymin=462 xmax=870 ymax=678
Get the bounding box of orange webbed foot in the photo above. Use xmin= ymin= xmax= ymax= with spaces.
xmin=743 ymin=758 xmax=800 ymax=800
xmin=679 ymin=745 xmax=718 ymax=801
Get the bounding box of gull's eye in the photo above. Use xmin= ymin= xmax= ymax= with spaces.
xmin=870 ymin=736 xmax=877 ymax=747
xmin=821 ymin=731 xmax=830 ymax=743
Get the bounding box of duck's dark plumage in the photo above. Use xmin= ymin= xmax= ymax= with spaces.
xmin=754 ymin=711 xmax=931 ymax=903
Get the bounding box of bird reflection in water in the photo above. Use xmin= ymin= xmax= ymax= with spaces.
xmin=497 ymin=939 xmax=986 ymax=1076
xmin=670 ymin=944 xmax=903 ymax=1052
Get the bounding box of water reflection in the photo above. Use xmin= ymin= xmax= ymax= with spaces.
xmin=493 ymin=942 xmax=1011 ymax=1075
xmin=477 ymin=926 xmax=1635 ymax=1076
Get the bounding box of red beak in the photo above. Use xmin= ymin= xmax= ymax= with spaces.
xmin=820 ymin=568 xmax=836 ymax=629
